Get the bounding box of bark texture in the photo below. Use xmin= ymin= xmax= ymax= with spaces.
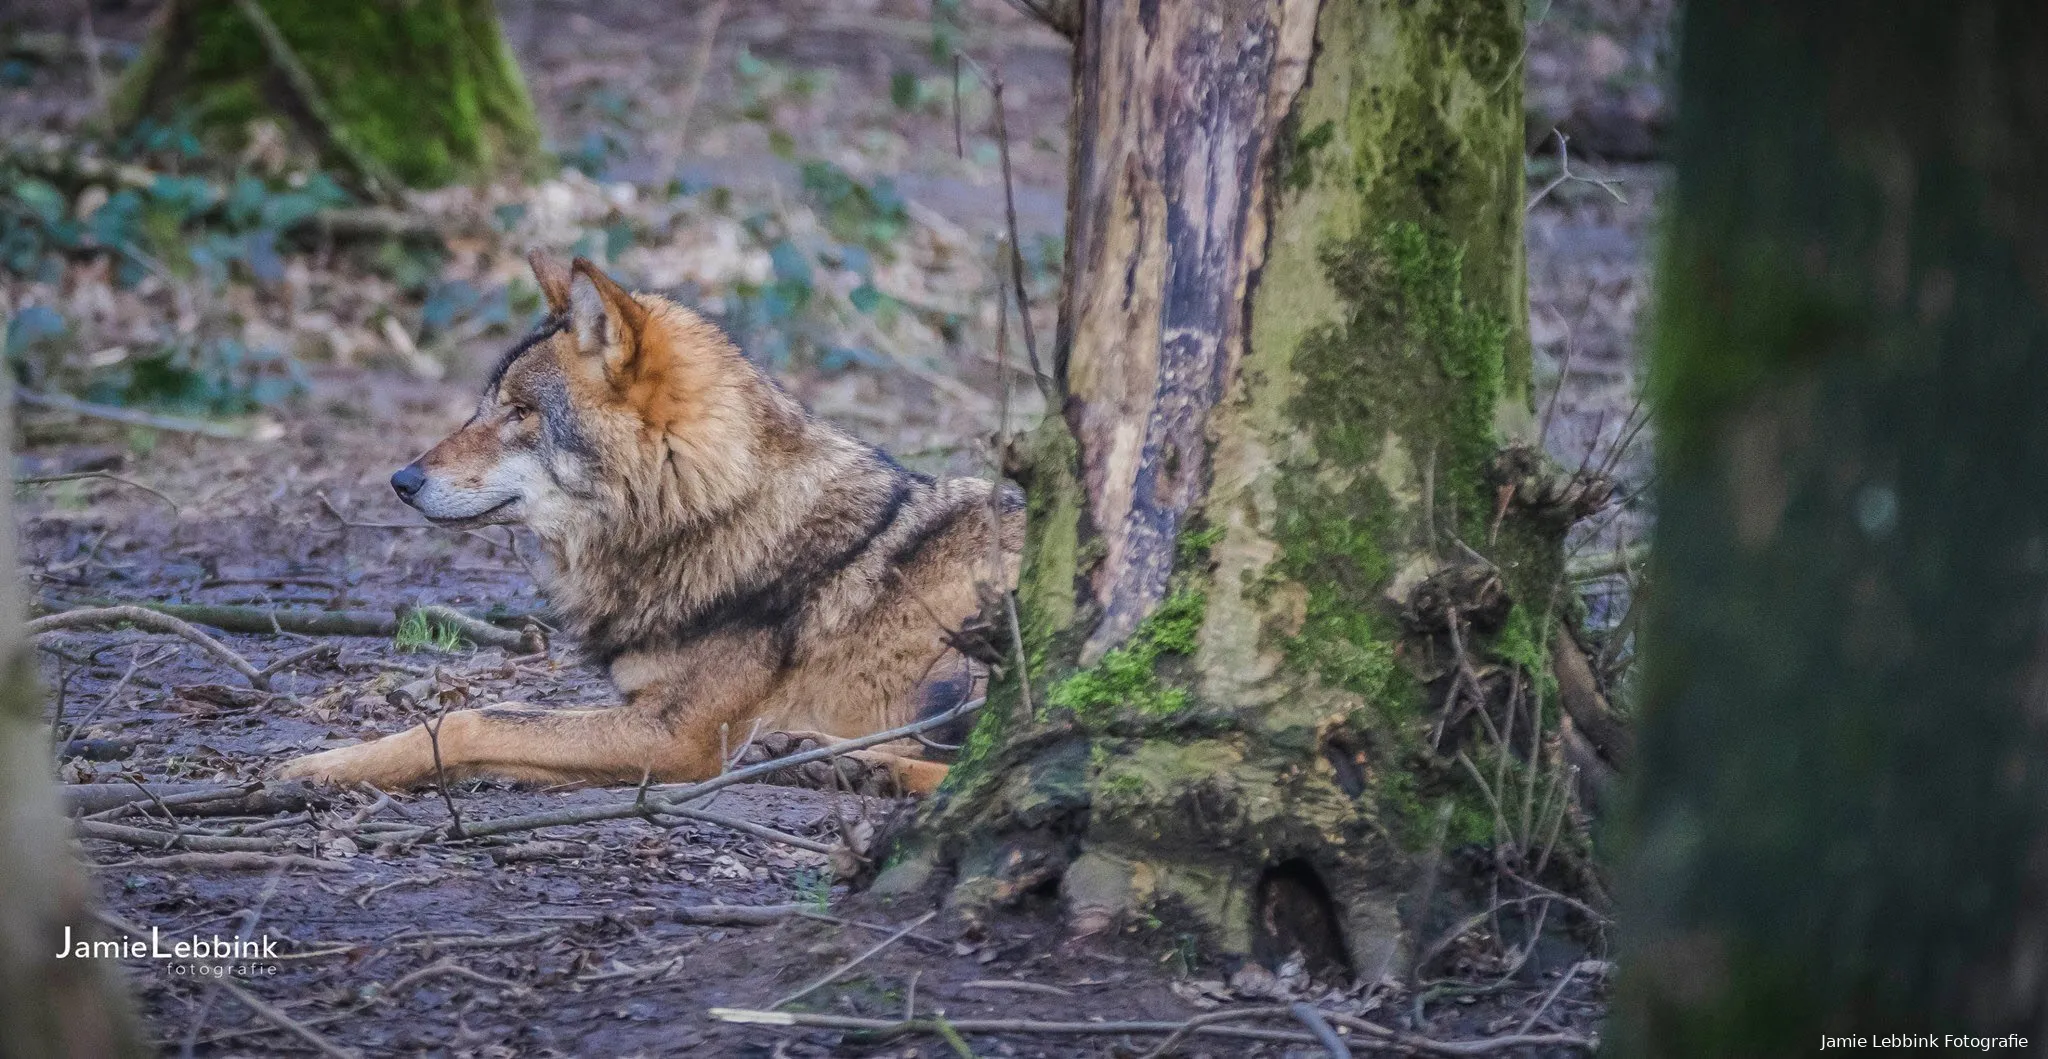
xmin=0 ymin=394 xmax=144 ymax=1054
xmin=1619 ymin=2 xmax=2048 ymax=1051
xmin=889 ymin=0 xmax=1559 ymax=978
xmin=110 ymin=0 xmax=540 ymax=188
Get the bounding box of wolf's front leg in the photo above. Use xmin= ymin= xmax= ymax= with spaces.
xmin=276 ymin=703 xmax=722 ymax=789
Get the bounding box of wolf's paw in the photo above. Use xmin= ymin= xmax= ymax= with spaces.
xmin=729 ymin=734 xmax=950 ymax=796
xmin=730 ymin=733 xmax=905 ymax=796
xmin=275 ymin=743 xmax=413 ymax=789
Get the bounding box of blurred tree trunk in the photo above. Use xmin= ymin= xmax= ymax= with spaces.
xmin=883 ymin=0 xmax=1580 ymax=976
xmin=0 ymin=396 xmax=142 ymax=1055
xmin=109 ymin=0 xmax=540 ymax=190
xmin=1619 ymin=2 xmax=2048 ymax=1051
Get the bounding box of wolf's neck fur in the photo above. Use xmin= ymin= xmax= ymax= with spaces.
xmin=537 ymin=347 xmax=900 ymax=661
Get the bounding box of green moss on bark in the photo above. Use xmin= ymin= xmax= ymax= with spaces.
xmin=114 ymin=0 xmax=540 ymax=188
xmin=1044 ymin=589 xmax=1206 ymax=720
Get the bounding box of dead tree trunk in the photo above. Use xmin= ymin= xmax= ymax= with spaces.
xmin=884 ymin=0 xmax=1584 ymax=978
xmin=1618 ymin=2 xmax=2048 ymax=1050
xmin=110 ymin=0 xmax=540 ymax=190
xmin=0 ymin=396 xmax=142 ymax=1054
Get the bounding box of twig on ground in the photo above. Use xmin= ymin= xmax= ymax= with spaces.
xmin=397 ymin=688 xmax=465 ymax=839
xmin=1318 ymin=1010 xmax=1595 ymax=1056
xmin=29 ymin=605 xmax=269 ymax=689
xmin=794 ymin=909 xmax=949 ymax=950
xmin=712 ymin=1008 xmax=1317 ymax=1047
xmin=770 ymin=910 xmax=936 ymax=1010
xmin=180 ymin=867 xmax=286 ymax=1058
xmin=70 ymin=781 xmax=323 ymax=819
xmin=75 ymin=818 xmax=284 ymax=853
xmin=353 ymin=872 xmax=446 ymax=909
xmin=17 ymin=470 xmax=181 ymax=511
xmin=1518 ymin=962 xmax=1582 ymax=1036
xmin=183 ymin=1012 xmax=350 ymax=1050
xmin=383 ymin=957 xmax=523 ymax=997
xmin=1138 ymin=1006 xmax=1297 ymax=1058
xmin=959 ymin=979 xmax=1073 ymax=999
xmin=260 ymin=642 xmax=339 ymax=678
xmin=649 ymin=804 xmax=834 ymax=854
xmin=392 ymin=928 xmax=553 ymax=952
xmin=34 ymin=597 xmax=543 ymax=651
xmin=58 ymin=643 xmax=175 ymax=748
xmin=213 ymin=977 xmax=362 ymax=1059
xmin=1290 ymin=1002 xmax=1353 ymax=1059
xmin=676 ymin=903 xmax=809 ymax=927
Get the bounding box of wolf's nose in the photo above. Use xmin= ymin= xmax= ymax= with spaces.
xmin=390 ymin=463 xmax=426 ymax=502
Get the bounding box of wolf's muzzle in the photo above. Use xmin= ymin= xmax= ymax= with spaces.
xmin=390 ymin=462 xmax=427 ymax=504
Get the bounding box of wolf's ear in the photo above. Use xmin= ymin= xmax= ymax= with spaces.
xmin=528 ymin=249 xmax=572 ymax=315
xmin=568 ymin=257 xmax=650 ymax=378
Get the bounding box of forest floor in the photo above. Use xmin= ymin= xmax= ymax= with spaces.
xmin=3 ymin=0 xmax=1665 ymax=1054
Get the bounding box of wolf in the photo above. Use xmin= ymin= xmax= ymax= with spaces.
xmin=278 ymin=251 xmax=1021 ymax=794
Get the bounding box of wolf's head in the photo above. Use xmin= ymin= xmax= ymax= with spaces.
xmin=392 ymin=252 xmax=771 ymax=543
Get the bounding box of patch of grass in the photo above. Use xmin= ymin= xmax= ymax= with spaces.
xmin=393 ymin=609 xmax=465 ymax=654
xmin=791 ymin=868 xmax=833 ymax=912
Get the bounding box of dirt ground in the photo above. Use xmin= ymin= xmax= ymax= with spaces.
xmin=4 ymin=0 xmax=1662 ymax=1054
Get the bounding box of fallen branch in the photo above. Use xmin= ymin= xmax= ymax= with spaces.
xmin=710 ymin=1008 xmax=1317 ymax=1047
xmin=676 ymin=903 xmax=809 ymax=927
xmin=959 ymin=979 xmax=1073 ymax=999
xmin=28 ymin=606 xmax=270 ymax=689
xmin=68 ymin=780 xmax=326 ymax=819
xmin=34 ymin=599 xmax=543 ymax=652
xmin=75 ymin=818 xmax=284 ymax=853
xmin=16 ymin=389 xmax=250 ymax=439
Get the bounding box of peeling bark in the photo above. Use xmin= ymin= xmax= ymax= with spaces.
xmin=1060 ymin=0 xmax=1317 ymax=663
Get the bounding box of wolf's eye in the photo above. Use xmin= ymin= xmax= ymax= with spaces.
xmin=505 ymin=404 xmax=532 ymax=423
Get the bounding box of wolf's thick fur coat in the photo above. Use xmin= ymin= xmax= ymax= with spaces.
xmin=278 ymin=252 xmax=1020 ymax=793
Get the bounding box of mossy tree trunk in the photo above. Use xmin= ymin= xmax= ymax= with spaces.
xmin=0 ymin=398 xmax=143 ymax=1056
xmin=886 ymin=0 xmax=1587 ymax=976
xmin=1619 ymin=2 xmax=2048 ymax=1051
xmin=110 ymin=0 xmax=540 ymax=189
